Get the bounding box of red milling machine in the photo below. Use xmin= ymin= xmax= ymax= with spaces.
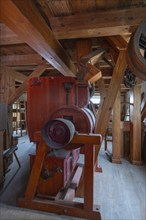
xmin=18 ymin=76 xmax=102 ymax=220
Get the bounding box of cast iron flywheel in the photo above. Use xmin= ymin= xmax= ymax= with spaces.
xmin=127 ymin=21 xmax=146 ymax=80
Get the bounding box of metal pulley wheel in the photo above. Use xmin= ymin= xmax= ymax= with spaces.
xmin=50 ymin=105 xmax=95 ymax=134
xmin=42 ymin=118 xmax=75 ymax=149
xmin=127 ymin=21 xmax=146 ymax=80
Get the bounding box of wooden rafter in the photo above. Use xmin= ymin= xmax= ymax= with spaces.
xmin=8 ymin=63 xmax=47 ymax=105
xmin=83 ymin=63 xmax=102 ymax=83
xmin=37 ymin=0 xmax=53 ymax=20
xmin=0 ymin=0 xmax=75 ymax=77
xmin=106 ymin=35 xmax=128 ymax=51
xmin=80 ymin=48 xmax=107 ymax=65
xmin=50 ymin=7 xmax=146 ymax=39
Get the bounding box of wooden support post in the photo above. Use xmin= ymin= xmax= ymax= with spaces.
xmin=83 ymin=63 xmax=102 ymax=83
xmin=84 ymin=144 xmax=94 ymax=210
xmin=76 ymin=39 xmax=92 ymax=80
xmin=0 ymin=67 xmax=15 ymax=150
xmin=95 ymin=50 xmax=127 ymax=136
xmin=112 ymin=90 xmax=121 ymax=164
xmin=76 ymin=39 xmax=92 ymax=61
xmin=120 ymin=121 xmax=131 ymax=158
xmin=0 ymin=68 xmax=11 ymax=103
xmin=24 ymin=139 xmax=47 ymax=201
xmin=130 ymin=83 xmax=142 ymax=165
xmin=94 ymin=50 xmax=127 ymax=166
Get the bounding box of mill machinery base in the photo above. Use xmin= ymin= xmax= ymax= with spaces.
xmin=18 ymin=132 xmax=102 ymax=220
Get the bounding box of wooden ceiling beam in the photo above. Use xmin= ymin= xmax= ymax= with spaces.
xmin=11 ymin=65 xmax=54 ymax=72
xmin=50 ymin=7 xmax=146 ymax=39
xmin=83 ymin=63 xmax=102 ymax=83
xmin=0 ymin=23 xmax=24 ymax=45
xmin=37 ymin=0 xmax=53 ymax=20
xmin=80 ymin=48 xmax=107 ymax=65
xmin=0 ymin=54 xmax=45 ymax=66
xmin=0 ymin=0 xmax=75 ymax=77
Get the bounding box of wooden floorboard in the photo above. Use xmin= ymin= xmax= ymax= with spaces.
xmin=0 ymin=136 xmax=146 ymax=220
xmin=95 ymin=143 xmax=146 ymax=220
